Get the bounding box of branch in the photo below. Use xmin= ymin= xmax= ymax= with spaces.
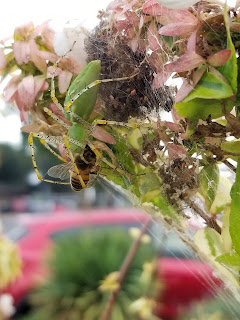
xmin=224 ymin=160 xmax=236 ymax=173
xmin=185 ymin=199 xmax=222 ymax=234
xmin=100 ymin=218 xmax=152 ymax=320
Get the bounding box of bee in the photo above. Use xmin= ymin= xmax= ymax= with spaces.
xmin=47 ymin=145 xmax=100 ymax=191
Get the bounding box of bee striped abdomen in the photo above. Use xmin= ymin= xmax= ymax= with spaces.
xmin=71 ymin=173 xmax=90 ymax=191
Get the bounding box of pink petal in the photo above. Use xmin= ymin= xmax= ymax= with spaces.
xmin=92 ymin=126 xmax=116 ymax=144
xmin=30 ymin=20 xmax=50 ymax=39
xmin=18 ymin=76 xmax=35 ymax=107
xmin=175 ymin=66 xmax=206 ymax=103
xmin=14 ymin=22 xmax=34 ymax=38
xmin=58 ymin=144 xmax=71 ymax=161
xmin=147 ymin=21 xmax=161 ymax=51
xmin=107 ymin=0 xmax=124 ymax=10
xmin=121 ymin=0 xmax=138 ymax=13
xmin=29 ymin=39 xmax=47 ymax=73
xmin=175 ymin=79 xmax=194 ymax=103
xmin=13 ymin=40 xmax=31 ymax=65
xmin=59 ymin=56 xmax=83 ymax=75
xmin=139 ymin=15 xmax=145 ymax=29
xmin=33 ymin=75 xmax=46 ymax=97
xmin=143 ymin=0 xmax=168 ymax=16
xmin=187 ymin=29 xmax=197 ymax=53
xmin=171 ymin=106 xmax=184 ymax=123
xmin=13 ymin=91 xmax=27 ymax=115
xmin=159 ymin=22 xmax=198 ymax=36
xmin=169 ymin=9 xmax=199 ymax=24
xmin=129 ymin=31 xmax=140 ymax=52
xmin=207 ymin=49 xmax=232 ymax=67
xmin=58 ymin=70 xmax=72 ymax=94
xmin=3 ymin=75 xmax=21 ymax=101
xmin=167 ymin=143 xmax=187 ymax=158
xmin=47 ymin=66 xmax=62 ymax=78
xmin=0 ymin=49 xmax=7 ymax=69
xmin=37 ymin=51 xmax=57 ymax=64
xmin=49 ymin=103 xmax=71 ymax=125
xmin=165 ymin=52 xmax=206 ymax=73
xmin=162 ymin=121 xmax=182 ymax=132
xmin=152 ymin=69 xmax=171 ymax=88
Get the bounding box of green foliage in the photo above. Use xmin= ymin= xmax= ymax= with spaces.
xmin=200 ymin=163 xmax=219 ymax=211
xmin=20 ymin=229 xmax=156 ymax=320
xmin=65 ymin=60 xmax=101 ymax=121
xmin=217 ymin=4 xmax=238 ymax=94
xmin=229 ymin=162 xmax=240 ymax=256
xmin=183 ymin=71 xmax=233 ymax=102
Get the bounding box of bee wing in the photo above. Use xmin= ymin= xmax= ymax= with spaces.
xmin=47 ymin=162 xmax=73 ymax=180
xmin=86 ymin=174 xmax=98 ymax=188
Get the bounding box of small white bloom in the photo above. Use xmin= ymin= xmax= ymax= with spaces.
xmin=0 ymin=294 xmax=15 ymax=318
xmin=53 ymin=22 xmax=89 ymax=67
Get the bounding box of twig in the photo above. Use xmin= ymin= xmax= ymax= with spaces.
xmin=100 ymin=217 xmax=152 ymax=320
xmin=224 ymin=160 xmax=236 ymax=173
xmin=185 ymin=199 xmax=222 ymax=234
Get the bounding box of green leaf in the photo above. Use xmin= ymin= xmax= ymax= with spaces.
xmin=127 ymin=128 xmax=143 ymax=151
xmin=221 ymin=208 xmax=232 ymax=252
xmin=217 ymin=4 xmax=238 ymax=94
xmin=235 ymin=57 xmax=240 ymax=102
xmin=221 ymin=140 xmax=240 ymax=154
xmin=183 ymin=71 xmax=233 ymax=102
xmin=200 ymin=163 xmax=219 ymax=211
xmin=210 ymin=176 xmax=231 ymax=214
xmin=68 ymin=124 xmax=87 ymax=153
xmin=216 ymin=252 xmax=240 ymax=267
xmin=229 ymin=161 xmax=240 ymax=255
xmin=65 ymin=60 xmax=101 ymax=121
xmin=194 ymin=228 xmax=240 ymax=286
xmin=194 ymin=228 xmax=223 ymax=258
xmin=175 ymin=98 xmax=234 ymax=121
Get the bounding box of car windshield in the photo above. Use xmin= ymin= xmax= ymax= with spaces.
xmin=50 ymin=221 xmax=196 ymax=259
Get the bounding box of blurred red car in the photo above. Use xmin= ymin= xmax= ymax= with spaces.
xmin=3 ymin=208 xmax=221 ymax=319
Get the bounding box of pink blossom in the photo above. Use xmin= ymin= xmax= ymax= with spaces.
xmin=12 ymin=21 xmax=56 ymax=73
xmin=58 ymin=70 xmax=73 ymax=94
xmin=165 ymin=52 xmax=206 ymax=73
xmin=4 ymin=75 xmax=48 ymax=120
xmin=167 ymin=143 xmax=187 ymax=158
xmin=158 ymin=6 xmax=199 ymax=36
xmin=49 ymin=103 xmax=71 ymax=125
xmin=207 ymin=49 xmax=232 ymax=67
xmin=0 ymin=49 xmax=7 ymax=69
xmin=175 ymin=66 xmax=206 ymax=103
xmin=92 ymin=126 xmax=116 ymax=144
xmin=13 ymin=40 xmax=31 ymax=65
xmin=14 ymin=22 xmax=34 ymax=38
xmin=147 ymin=21 xmax=162 ymax=51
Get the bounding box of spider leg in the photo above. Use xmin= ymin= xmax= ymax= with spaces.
xmin=62 ymin=135 xmax=87 ymax=189
xmin=64 ymin=72 xmax=139 ymax=112
xmin=28 ymin=132 xmax=70 ymax=185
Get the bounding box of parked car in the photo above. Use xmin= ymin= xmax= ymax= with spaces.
xmin=3 ymin=208 xmax=221 ymax=319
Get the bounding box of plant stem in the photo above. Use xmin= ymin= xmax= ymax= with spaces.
xmin=186 ymin=199 xmax=222 ymax=234
xmin=224 ymin=160 xmax=236 ymax=173
xmin=100 ymin=217 xmax=152 ymax=320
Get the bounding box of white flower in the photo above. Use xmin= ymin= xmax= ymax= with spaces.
xmin=0 ymin=294 xmax=15 ymax=318
xmin=54 ymin=23 xmax=89 ymax=67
